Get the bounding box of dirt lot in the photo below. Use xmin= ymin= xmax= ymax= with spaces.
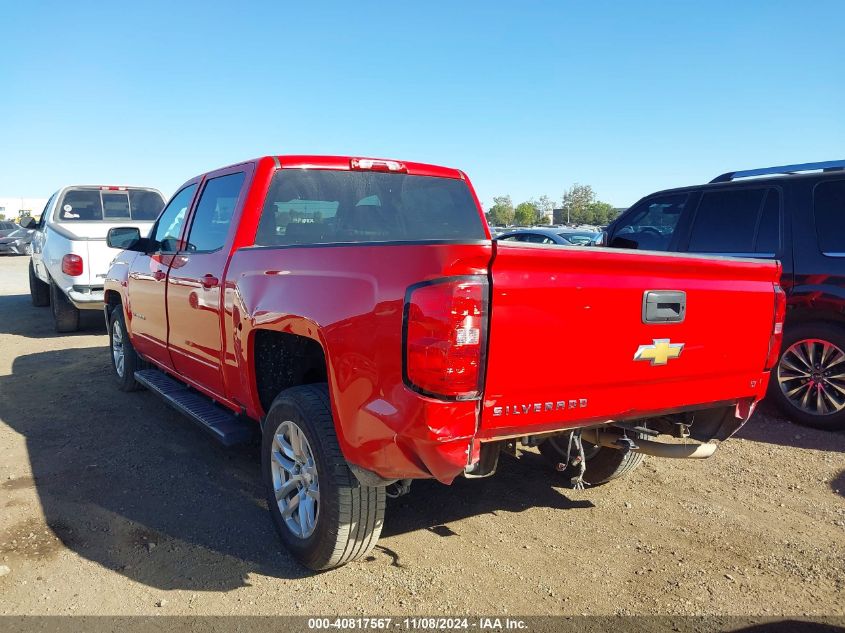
xmin=0 ymin=255 xmax=843 ymax=617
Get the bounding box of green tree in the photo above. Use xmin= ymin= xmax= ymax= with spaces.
xmin=560 ymin=184 xmax=596 ymax=225
xmin=487 ymin=195 xmax=515 ymax=226
xmin=514 ymin=201 xmax=538 ymax=226
xmin=532 ymin=195 xmax=555 ymax=224
xmin=586 ymin=201 xmax=616 ymax=225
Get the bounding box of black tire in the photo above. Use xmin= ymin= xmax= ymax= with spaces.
xmin=29 ymin=261 xmax=50 ymax=307
xmin=50 ymin=281 xmax=79 ymax=332
xmin=539 ymin=431 xmax=647 ymax=486
xmin=769 ymin=321 xmax=845 ymax=431
xmin=262 ymin=384 xmax=385 ymax=571
xmin=109 ymin=307 xmax=144 ymax=392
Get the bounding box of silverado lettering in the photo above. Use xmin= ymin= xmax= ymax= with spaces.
xmin=492 ymin=399 xmax=588 ymax=416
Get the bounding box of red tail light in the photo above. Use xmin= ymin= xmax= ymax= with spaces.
xmin=61 ymin=254 xmax=84 ymax=277
xmin=403 ymin=276 xmax=488 ymax=399
xmin=765 ymin=284 xmax=786 ymax=370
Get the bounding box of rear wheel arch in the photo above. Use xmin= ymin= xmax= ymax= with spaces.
xmin=251 ymin=328 xmax=330 ymax=416
xmin=785 ymin=307 xmax=845 ymax=329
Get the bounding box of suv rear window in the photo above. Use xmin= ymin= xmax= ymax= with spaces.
xmin=814 ymin=180 xmax=845 ymax=256
xmin=254 ymin=170 xmax=485 ymax=246
xmin=56 ymin=188 xmax=164 ymax=222
xmin=688 ymin=187 xmax=779 ymax=255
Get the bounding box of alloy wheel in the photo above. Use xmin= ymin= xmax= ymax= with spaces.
xmin=777 ymin=338 xmax=845 ymax=416
xmin=112 ymin=320 xmax=125 ymax=378
xmin=270 ymin=420 xmax=320 ymax=539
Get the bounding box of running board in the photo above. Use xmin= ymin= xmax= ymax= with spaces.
xmin=134 ymin=369 xmax=254 ymax=446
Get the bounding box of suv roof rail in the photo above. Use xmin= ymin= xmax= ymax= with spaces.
xmin=710 ymin=159 xmax=845 ymax=183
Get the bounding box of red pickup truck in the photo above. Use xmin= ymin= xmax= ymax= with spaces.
xmin=103 ymin=155 xmax=784 ymax=570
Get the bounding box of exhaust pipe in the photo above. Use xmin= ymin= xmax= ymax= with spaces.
xmin=581 ymin=429 xmax=718 ymax=459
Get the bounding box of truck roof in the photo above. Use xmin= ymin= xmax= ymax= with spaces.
xmin=58 ymin=185 xmax=163 ymax=191
xmin=215 ymin=155 xmax=467 ymax=180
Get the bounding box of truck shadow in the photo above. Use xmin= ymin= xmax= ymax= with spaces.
xmin=0 ymin=294 xmax=106 ymax=338
xmin=0 ymin=345 xmax=592 ymax=591
xmin=735 ymin=404 xmax=845 ymax=453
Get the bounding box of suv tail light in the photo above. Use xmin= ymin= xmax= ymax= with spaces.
xmin=765 ymin=284 xmax=786 ymax=371
xmin=61 ymin=254 xmax=84 ymax=277
xmin=403 ymin=276 xmax=488 ymax=400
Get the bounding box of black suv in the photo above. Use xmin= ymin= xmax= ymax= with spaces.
xmin=607 ymin=160 xmax=845 ymax=431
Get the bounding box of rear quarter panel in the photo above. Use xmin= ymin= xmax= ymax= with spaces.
xmin=224 ymin=242 xmax=493 ymax=482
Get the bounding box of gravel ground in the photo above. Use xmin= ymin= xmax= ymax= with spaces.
xmin=0 ymin=255 xmax=843 ymax=617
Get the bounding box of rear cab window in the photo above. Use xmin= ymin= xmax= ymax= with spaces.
xmin=814 ymin=179 xmax=845 ymax=256
xmin=55 ymin=188 xmax=165 ymax=222
xmin=254 ymin=170 xmax=486 ymax=246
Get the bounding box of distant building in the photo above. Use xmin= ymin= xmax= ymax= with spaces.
xmin=0 ymin=197 xmax=49 ymax=222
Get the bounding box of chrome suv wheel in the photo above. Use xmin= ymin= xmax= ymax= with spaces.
xmin=777 ymin=338 xmax=845 ymax=417
xmin=270 ymin=419 xmax=320 ymax=539
xmin=771 ymin=321 xmax=845 ymax=430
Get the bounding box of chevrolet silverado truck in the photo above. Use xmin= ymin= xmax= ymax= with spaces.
xmin=28 ymin=185 xmax=165 ymax=332
xmin=102 ymin=155 xmax=784 ymax=571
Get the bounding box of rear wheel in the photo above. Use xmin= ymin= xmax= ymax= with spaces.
xmin=262 ymin=384 xmax=385 ymax=571
xmin=29 ymin=261 xmax=50 ymax=307
xmin=50 ymin=281 xmax=79 ymax=332
xmin=539 ymin=431 xmax=647 ymax=486
xmin=771 ymin=322 xmax=845 ymax=431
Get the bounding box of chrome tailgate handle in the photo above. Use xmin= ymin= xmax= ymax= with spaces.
xmin=643 ymin=290 xmax=686 ymax=323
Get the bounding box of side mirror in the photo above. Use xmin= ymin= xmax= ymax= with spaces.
xmin=593 ymin=231 xmax=608 ymax=246
xmin=21 ymin=217 xmax=37 ymax=230
xmin=107 ymin=226 xmax=144 ymax=251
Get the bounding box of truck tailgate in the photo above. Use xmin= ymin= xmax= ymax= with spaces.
xmin=479 ymin=244 xmax=780 ymax=438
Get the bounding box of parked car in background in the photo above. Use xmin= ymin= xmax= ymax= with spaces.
xmin=496 ymin=227 xmax=599 ymax=245
xmin=0 ymin=227 xmax=35 ymax=255
xmin=29 ymin=185 xmax=165 ymax=332
xmin=607 ymin=159 xmax=845 ymax=430
xmin=102 ymin=154 xmax=781 ymax=571
xmin=0 ymin=221 xmax=21 ymax=237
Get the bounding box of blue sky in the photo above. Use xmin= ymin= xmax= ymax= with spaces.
xmin=2 ymin=1 xmax=844 ymax=208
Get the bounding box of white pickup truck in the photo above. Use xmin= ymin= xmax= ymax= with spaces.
xmin=28 ymin=185 xmax=165 ymax=332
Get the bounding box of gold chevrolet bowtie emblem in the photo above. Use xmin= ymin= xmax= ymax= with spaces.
xmin=634 ymin=339 xmax=684 ymax=366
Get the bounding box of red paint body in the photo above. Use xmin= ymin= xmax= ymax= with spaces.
xmin=105 ymin=155 xmax=782 ymax=484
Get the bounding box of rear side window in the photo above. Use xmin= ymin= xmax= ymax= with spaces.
xmin=610 ymin=193 xmax=688 ymax=251
xmin=522 ymin=233 xmax=555 ymax=244
xmin=688 ymin=188 xmax=778 ymax=254
xmin=255 ymin=170 xmax=485 ymax=246
xmin=184 ymin=172 xmax=246 ymax=252
xmin=56 ymin=188 xmax=164 ymax=222
xmin=814 ymin=180 xmax=845 ymax=256
xmin=129 ymin=190 xmax=166 ymax=221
